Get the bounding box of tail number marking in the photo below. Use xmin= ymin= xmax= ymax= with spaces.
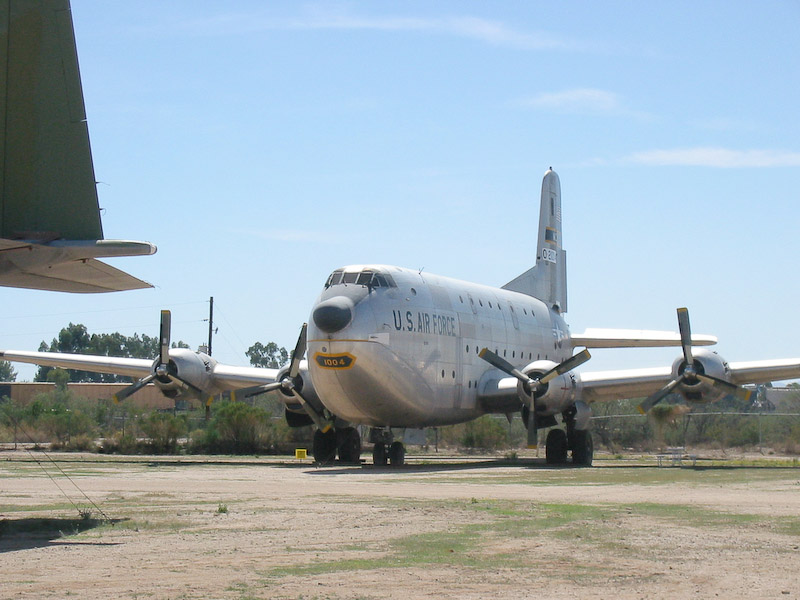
xmin=541 ymin=248 xmax=557 ymax=263
xmin=314 ymin=353 xmax=356 ymax=369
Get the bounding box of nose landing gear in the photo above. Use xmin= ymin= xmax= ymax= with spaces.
xmin=312 ymin=427 xmax=362 ymax=464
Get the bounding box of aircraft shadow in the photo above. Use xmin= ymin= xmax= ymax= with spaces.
xmin=0 ymin=517 xmax=125 ymax=553
xmin=304 ymin=457 xmax=557 ymax=474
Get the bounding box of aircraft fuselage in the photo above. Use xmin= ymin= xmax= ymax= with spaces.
xmin=307 ymin=264 xmax=571 ymax=427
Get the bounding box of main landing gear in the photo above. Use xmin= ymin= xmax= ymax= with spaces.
xmin=544 ymin=405 xmax=594 ymax=466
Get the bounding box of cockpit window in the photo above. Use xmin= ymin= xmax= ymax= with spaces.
xmin=324 ymin=269 xmax=396 ymax=289
xmin=325 ymin=270 xmax=344 ymax=287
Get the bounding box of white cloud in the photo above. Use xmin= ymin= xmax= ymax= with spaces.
xmin=626 ymin=147 xmax=800 ymax=168
xmin=517 ymin=88 xmax=623 ymax=113
xmin=169 ymin=9 xmax=584 ymax=51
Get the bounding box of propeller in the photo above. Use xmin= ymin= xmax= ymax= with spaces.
xmin=113 ymin=310 xmax=202 ymax=403
xmin=239 ymin=324 xmax=332 ymax=433
xmin=638 ymin=308 xmax=751 ymax=414
xmin=479 ymin=347 xmax=591 ymax=447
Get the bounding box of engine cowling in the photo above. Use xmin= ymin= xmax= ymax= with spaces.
xmin=153 ymin=348 xmax=217 ymax=399
xmin=516 ymin=360 xmax=583 ymax=416
xmin=274 ymin=360 xmax=325 ymax=426
xmin=672 ymin=348 xmax=730 ymax=404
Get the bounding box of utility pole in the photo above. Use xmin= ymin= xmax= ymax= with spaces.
xmin=207 ymin=296 xmax=214 ymax=356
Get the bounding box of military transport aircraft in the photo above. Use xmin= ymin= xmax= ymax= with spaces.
xmin=0 ymin=0 xmax=155 ymax=293
xmin=4 ymin=168 xmax=800 ymax=466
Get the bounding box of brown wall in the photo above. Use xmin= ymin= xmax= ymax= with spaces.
xmin=0 ymin=382 xmax=174 ymax=410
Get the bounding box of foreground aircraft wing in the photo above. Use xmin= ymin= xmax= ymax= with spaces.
xmin=570 ymin=328 xmax=717 ymax=348
xmin=0 ymin=0 xmax=155 ymax=293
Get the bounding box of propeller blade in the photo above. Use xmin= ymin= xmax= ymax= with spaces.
xmin=539 ymin=349 xmax=592 ymax=384
xmin=288 ymin=323 xmax=308 ymax=379
xmin=236 ymin=380 xmax=285 ymax=400
xmin=159 ymin=310 xmax=171 ymax=365
xmin=164 ymin=373 xmax=204 ymax=396
xmin=113 ymin=373 xmax=156 ymax=403
xmin=695 ymin=374 xmax=753 ymax=402
xmin=478 ymin=348 xmax=530 ymax=385
xmin=638 ymin=377 xmax=682 ymax=414
xmin=677 ymin=307 xmax=693 ymax=366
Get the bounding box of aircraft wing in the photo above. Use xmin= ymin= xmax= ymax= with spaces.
xmin=0 ymin=348 xmax=283 ymax=392
xmin=209 ymin=364 xmax=282 ymax=389
xmin=0 ymin=350 xmax=154 ymax=379
xmin=571 ymin=328 xmax=717 ymax=348
xmin=479 ymin=359 xmax=800 ymax=409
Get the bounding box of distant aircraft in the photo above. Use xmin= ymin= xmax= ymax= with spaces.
xmin=0 ymin=0 xmax=154 ymax=293
xmin=4 ymin=169 xmax=800 ymax=466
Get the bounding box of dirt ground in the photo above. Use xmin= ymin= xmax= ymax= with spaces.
xmin=1 ymin=450 xmax=799 ymax=599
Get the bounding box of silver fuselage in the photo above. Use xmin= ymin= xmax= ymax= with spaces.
xmin=307 ymin=264 xmax=570 ymax=427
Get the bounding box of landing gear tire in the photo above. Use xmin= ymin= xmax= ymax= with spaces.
xmin=545 ymin=429 xmax=568 ymax=465
xmin=372 ymin=442 xmax=388 ymax=466
xmin=571 ymin=429 xmax=594 ymax=467
xmin=312 ymin=429 xmax=337 ymax=464
xmin=388 ymin=441 xmax=405 ymax=466
xmin=337 ymin=427 xmax=362 ymax=464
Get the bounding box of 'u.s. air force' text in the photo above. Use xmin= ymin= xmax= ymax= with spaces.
xmin=392 ymin=310 xmax=458 ymax=336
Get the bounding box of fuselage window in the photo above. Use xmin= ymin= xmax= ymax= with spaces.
xmin=459 ymin=295 xmax=464 ymax=303
xmin=488 ymin=301 xmax=493 ymax=308
xmin=479 ymin=299 xmax=483 ymax=307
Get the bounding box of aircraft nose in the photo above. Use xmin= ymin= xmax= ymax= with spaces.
xmin=312 ymin=296 xmax=354 ymax=333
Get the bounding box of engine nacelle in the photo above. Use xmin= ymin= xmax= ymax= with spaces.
xmin=153 ymin=348 xmax=217 ymax=399
xmin=672 ymin=348 xmax=730 ymax=404
xmin=275 ymin=360 xmax=325 ymax=426
xmin=517 ymin=360 xmax=583 ymax=416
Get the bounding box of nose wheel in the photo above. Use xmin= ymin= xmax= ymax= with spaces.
xmin=312 ymin=427 xmax=362 ymax=464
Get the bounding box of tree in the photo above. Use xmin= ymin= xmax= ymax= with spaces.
xmin=246 ymin=342 xmax=289 ymax=369
xmin=35 ymin=323 xmax=190 ymax=383
xmin=0 ymin=360 xmax=17 ymax=382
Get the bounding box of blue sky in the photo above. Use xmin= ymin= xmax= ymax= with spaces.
xmin=3 ymin=1 xmax=799 ymax=382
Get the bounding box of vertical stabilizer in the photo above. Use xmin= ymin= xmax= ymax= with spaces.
xmin=501 ymin=169 xmax=567 ymax=312
xmin=0 ymin=0 xmax=103 ymax=240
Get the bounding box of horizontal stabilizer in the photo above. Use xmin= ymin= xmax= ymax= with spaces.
xmin=0 ymin=238 xmax=156 ymax=292
xmin=571 ymin=328 xmax=717 ymax=349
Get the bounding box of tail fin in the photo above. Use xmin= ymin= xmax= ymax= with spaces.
xmin=0 ymin=0 xmax=156 ymax=292
xmin=502 ymin=168 xmax=567 ymax=312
